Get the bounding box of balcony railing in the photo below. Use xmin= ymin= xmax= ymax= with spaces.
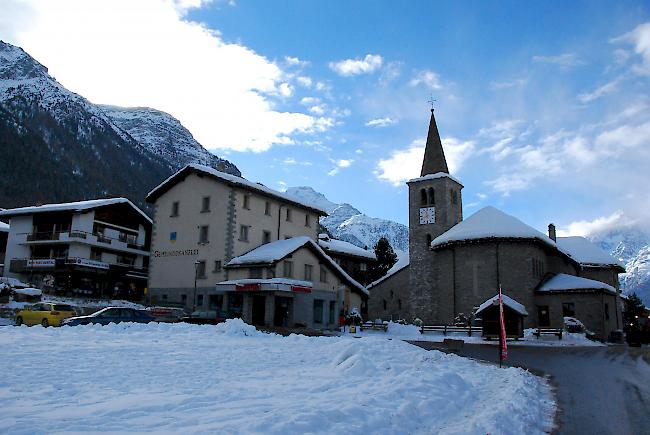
xmin=10 ymin=257 xmax=148 ymax=274
xmin=20 ymin=230 xmax=147 ymax=251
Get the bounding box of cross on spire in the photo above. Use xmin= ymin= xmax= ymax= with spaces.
xmin=427 ymin=94 xmax=437 ymax=112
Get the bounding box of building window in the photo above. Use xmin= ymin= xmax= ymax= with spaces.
xmin=198 ymin=225 xmax=209 ymax=244
xmin=420 ymin=189 xmax=427 ymax=206
xmin=170 ymin=201 xmax=179 ymax=217
xmin=305 ymin=214 xmax=311 ymax=227
xmin=249 ymin=268 xmax=263 ymax=279
xmin=383 ymin=299 xmax=387 ymax=310
xmin=213 ymin=260 xmax=222 ymax=273
xmin=265 ymin=201 xmax=271 ymax=216
xmin=319 ymin=266 xmax=328 ymax=283
xmin=562 ymin=302 xmax=575 ymax=317
xmin=427 ymin=187 xmax=435 ymax=205
xmin=426 ymin=234 xmax=432 ymax=247
xmin=162 ymin=294 xmax=168 ymax=301
xmin=390 ymin=290 xmax=394 ymax=299
xmin=360 ymin=262 xmax=367 ymax=271
xmin=398 ymin=299 xmax=402 ymax=309
xmin=313 ymin=299 xmax=324 ymax=324
xmin=329 ymin=301 xmax=336 ymax=324
xmin=267 ymin=267 xmax=276 ymax=278
xmin=209 ymin=294 xmax=223 ymax=311
xmin=304 ymin=264 xmax=313 ymax=281
xmin=181 ymin=294 xmax=187 ymax=303
xmin=243 ymin=194 xmax=250 ymax=210
xmin=286 ymin=208 xmax=292 ymax=222
xmin=263 ymin=231 xmax=271 ymax=244
xmin=197 ymin=294 xmax=204 ymax=307
xmin=239 ymin=225 xmax=249 ymax=242
xmin=451 ymin=190 xmax=458 ymax=205
xmin=283 ymin=260 xmax=293 ymax=278
xmin=605 ymin=303 xmax=610 ymax=320
xmin=201 ymin=196 xmax=210 ymax=213
xmin=196 ymin=260 xmax=206 ymax=279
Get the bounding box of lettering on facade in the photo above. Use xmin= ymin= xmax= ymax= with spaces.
xmin=153 ymin=249 xmax=199 ymax=258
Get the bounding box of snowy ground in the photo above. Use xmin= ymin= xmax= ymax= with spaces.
xmin=344 ymin=322 xmax=604 ymax=347
xmin=0 ymin=319 xmax=555 ymax=434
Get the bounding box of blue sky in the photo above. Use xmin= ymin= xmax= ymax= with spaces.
xmin=4 ymin=0 xmax=650 ymax=235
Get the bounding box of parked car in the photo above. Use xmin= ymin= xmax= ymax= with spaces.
xmin=181 ymin=310 xmax=227 ymax=325
xmin=15 ymin=303 xmax=77 ymax=327
xmin=62 ymin=307 xmax=154 ymax=326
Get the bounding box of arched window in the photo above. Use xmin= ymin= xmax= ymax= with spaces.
xmin=426 ymin=234 xmax=432 ymax=247
xmin=427 ymin=187 xmax=435 ymax=205
xmin=420 ymin=189 xmax=427 ymax=206
xmin=383 ymin=299 xmax=387 ymax=310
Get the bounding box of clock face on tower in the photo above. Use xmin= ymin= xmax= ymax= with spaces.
xmin=419 ymin=207 xmax=436 ymax=224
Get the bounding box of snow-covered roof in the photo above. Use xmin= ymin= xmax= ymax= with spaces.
xmin=226 ymin=236 xmax=368 ymax=295
xmin=13 ymin=287 xmax=42 ymax=297
xmin=476 ymin=293 xmax=528 ymax=316
xmin=367 ymin=254 xmax=409 ymax=289
xmin=556 ymin=236 xmax=624 ymax=270
xmin=146 ymin=164 xmax=328 ymax=215
xmin=317 ymin=234 xmax=376 ymax=260
xmin=0 ymin=221 xmax=9 ymax=232
xmin=0 ymin=198 xmax=152 ymax=224
xmin=431 ymin=206 xmax=556 ymax=250
xmin=537 ymin=273 xmax=617 ymax=295
xmin=217 ymin=278 xmax=313 ymax=288
xmin=407 ymin=172 xmax=463 ymax=187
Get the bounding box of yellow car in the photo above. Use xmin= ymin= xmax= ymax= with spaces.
xmin=15 ymin=303 xmax=77 ymax=327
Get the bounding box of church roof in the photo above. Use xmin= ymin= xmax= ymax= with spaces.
xmin=537 ymin=273 xmax=617 ymax=295
xmin=420 ymin=110 xmax=449 ymax=176
xmin=476 ymin=293 xmax=528 ymax=316
xmin=431 ymin=206 xmax=556 ymax=249
xmin=556 ymin=236 xmax=625 ymax=271
xmin=367 ymin=254 xmax=409 ymax=289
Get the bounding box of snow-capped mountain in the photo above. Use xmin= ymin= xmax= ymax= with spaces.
xmin=285 ymin=186 xmax=409 ymax=253
xmin=588 ymin=227 xmax=650 ymax=306
xmin=100 ymin=105 xmax=239 ymax=174
xmin=0 ymin=41 xmax=239 ymax=210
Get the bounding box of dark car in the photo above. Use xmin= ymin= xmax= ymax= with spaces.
xmin=62 ymin=307 xmax=154 ymax=326
xmin=180 ymin=310 xmax=228 ymax=325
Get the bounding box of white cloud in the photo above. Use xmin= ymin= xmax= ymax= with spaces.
xmin=532 ymin=53 xmax=585 ymax=68
xmin=327 ymin=159 xmax=353 ymax=176
xmin=611 ymin=21 xmax=650 ymax=75
xmin=490 ymin=78 xmax=528 ymax=90
xmin=1 ymin=0 xmax=329 ymax=152
xmin=408 ymin=70 xmax=442 ymax=90
xmin=578 ymin=78 xmax=620 ymax=103
xmin=296 ymin=76 xmax=313 ymax=87
xmin=282 ymin=157 xmax=312 ymax=166
xmin=375 ymin=137 xmax=474 ymax=186
xmin=557 ymin=210 xmax=633 ymax=237
xmin=595 ymin=120 xmax=650 ymax=150
xmin=285 ymin=56 xmax=309 ymax=67
xmin=365 ymin=117 xmax=397 ymax=128
xmin=329 ymin=54 xmax=383 ymax=76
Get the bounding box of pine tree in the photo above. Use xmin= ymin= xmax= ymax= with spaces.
xmin=369 ymin=237 xmax=398 ymax=282
xmin=624 ymin=292 xmax=645 ymax=328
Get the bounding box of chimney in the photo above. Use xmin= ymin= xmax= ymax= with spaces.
xmin=548 ymin=223 xmax=556 ymax=242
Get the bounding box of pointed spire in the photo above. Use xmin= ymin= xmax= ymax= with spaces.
xmin=420 ymin=109 xmax=449 ymax=176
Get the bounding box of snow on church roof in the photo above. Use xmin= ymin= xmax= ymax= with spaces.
xmin=431 ymin=206 xmax=556 ymax=249
xmin=537 ymin=273 xmax=617 ymax=295
xmin=476 ymin=293 xmax=528 ymax=316
xmin=0 ymin=198 xmax=152 ymax=223
xmin=146 ymin=164 xmax=328 ymax=215
xmin=407 ymin=172 xmax=463 ymax=186
xmin=0 ymin=221 xmax=9 ymax=232
xmin=317 ymin=234 xmax=376 ymax=260
xmin=556 ymin=236 xmax=624 ymax=269
xmin=226 ymin=236 xmax=368 ymax=295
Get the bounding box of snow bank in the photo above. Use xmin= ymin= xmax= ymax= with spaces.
xmin=13 ymin=287 xmax=42 ymax=296
xmin=0 ymin=322 xmax=555 ymax=434
xmin=214 ymin=317 xmax=261 ymax=336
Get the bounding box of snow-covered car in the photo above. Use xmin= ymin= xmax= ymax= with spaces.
xmin=62 ymin=307 xmax=154 ymax=326
xmin=563 ymin=316 xmax=585 ymax=333
xmin=15 ymin=303 xmax=77 ymax=327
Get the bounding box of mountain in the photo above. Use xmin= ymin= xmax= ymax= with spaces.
xmin=285 ymin=186 xmax=409 ymax=253
xmin=0 ymin=41 xmax=239 ymax=211
xmin=588 ymin=227 xmax=650 ymax=306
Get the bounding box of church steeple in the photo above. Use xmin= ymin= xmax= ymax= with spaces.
xmin=420 ymin=109 xmax=449 ymax=176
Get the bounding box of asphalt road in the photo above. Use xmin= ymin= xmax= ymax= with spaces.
xmin=408 ymin=341 xmax=650 ymax=435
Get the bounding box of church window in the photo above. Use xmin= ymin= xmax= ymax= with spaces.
xmin=420 ymin=189 xmax=427 ymax=206
xmin=383 ymin=299 xmax=387 ymax=310
xmin=398 ymin=299 xmax=402 ymax=309
xmin=451 ymin=190 xmax=458 ymax=205
xmin=426 ymin=234 xmax=432 ymax=247
xmin=390 ymin=290 xmax=394 ymax=299
xmin=427 ymin=188 xmax=435 ymax=205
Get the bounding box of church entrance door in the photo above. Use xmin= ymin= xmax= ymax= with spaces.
xmin=538 ymin=305 xmax=550 ymax=327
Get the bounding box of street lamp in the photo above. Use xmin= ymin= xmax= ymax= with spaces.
xmin=193 ymin=260 xmax=200 ymax=314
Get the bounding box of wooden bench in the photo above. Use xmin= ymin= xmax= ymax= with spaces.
xmin=534 ymin=328 xmax=563 ymax=340
xmin=360 ymin=321 xmax=388 ymax=332
xmin=421 ymin=325 xmax=474 ymax=336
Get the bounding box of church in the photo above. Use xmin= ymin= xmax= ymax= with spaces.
xmin=368 ymin=110 xmax=624 ymax=341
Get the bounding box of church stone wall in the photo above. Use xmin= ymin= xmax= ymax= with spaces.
xmin=367 ymin=266 xmax=411 ymax=321
xmin=579 ymin=266 xmax=620 ymax=290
